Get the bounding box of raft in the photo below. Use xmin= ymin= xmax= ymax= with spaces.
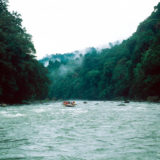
xmin=64 ymin=104 xmax=76 ymax=107
xmin=63 ymin=101 xmax=76 ymax=107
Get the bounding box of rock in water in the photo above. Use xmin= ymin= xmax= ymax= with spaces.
xmin=118 ymin=103 xmax=126 ymax=106
xmin=0 ymin=103 xmax=7 ymax=107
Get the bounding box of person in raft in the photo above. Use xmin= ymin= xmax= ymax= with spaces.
xmin=63 ymin=101 xmax=75 ymax=105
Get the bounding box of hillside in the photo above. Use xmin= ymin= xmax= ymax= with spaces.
xmin=41 ymin=3 xmax=160 ymax=101
xmin=0 ymin=0 xmax=50 ymax=104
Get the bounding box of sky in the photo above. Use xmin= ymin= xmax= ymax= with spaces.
xmin=9 ymin=0 xmax=159 ymax=59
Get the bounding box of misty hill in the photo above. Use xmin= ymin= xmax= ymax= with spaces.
xmin=39 ymin=50 xmax=84 ymax=66
xmin=42 ymin=2 xmax=160 ymax=102
xmin=40 ymin=53 xmax=75 ymax=66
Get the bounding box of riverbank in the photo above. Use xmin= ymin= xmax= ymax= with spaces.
xmin=1 ymin=96 xmax=159 ymax=108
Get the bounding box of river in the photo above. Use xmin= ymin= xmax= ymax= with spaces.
xmin=0 ymin=101 xmax=160 ymax=160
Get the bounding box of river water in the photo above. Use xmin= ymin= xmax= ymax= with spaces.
xmin=0 ymin=101 xmax=160 ymax=160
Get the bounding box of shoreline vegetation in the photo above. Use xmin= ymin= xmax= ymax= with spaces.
xmin=0 ymin=1 xmax=160 ymax=105
xmin=0 ymin=0 xmax=50 ymax=104
xmin=40 ymin=3 xmax=160 ymax=103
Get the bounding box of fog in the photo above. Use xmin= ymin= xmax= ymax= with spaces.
xmin=9 ymin=0 xmax=159 ymax=59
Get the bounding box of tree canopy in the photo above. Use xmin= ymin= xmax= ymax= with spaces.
xmin=42 ymin=2 xmax=160 ymax=101
xmin=0 ymin=0 xmax=50 ymax=104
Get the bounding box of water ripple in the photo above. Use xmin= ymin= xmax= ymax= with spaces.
xmin=0 ymin=101 xmax=160 ymax=160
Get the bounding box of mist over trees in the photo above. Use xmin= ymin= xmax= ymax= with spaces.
xmin=0 ymin=0 xmax=50 ymax=104
xmin=43 ymin=3 xmax=160 ymax=101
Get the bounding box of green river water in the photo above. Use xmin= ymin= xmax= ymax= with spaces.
xmin=0 ymin=101 xmax=160 ymax=160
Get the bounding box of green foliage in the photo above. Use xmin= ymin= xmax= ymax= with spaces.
xmin=0 ymin=0 xmax=50 ymax=103
xmin=42 ymin=2 xmax=160 ymax=101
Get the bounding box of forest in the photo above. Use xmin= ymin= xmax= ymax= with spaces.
xmin=0 ymin=0 xmax=50 ymax=104
xmin=0 ymin=0 xmax=160 ymax=104
xmin=43 ymin=2 xmax=160 ymax=102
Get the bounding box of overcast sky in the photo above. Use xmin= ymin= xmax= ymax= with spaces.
xmin=9 ymin=0 xmax=159 ymax=59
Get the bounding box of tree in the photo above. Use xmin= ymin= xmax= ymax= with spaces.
xmin=0 ymin=0 xmax=50 ymax=103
